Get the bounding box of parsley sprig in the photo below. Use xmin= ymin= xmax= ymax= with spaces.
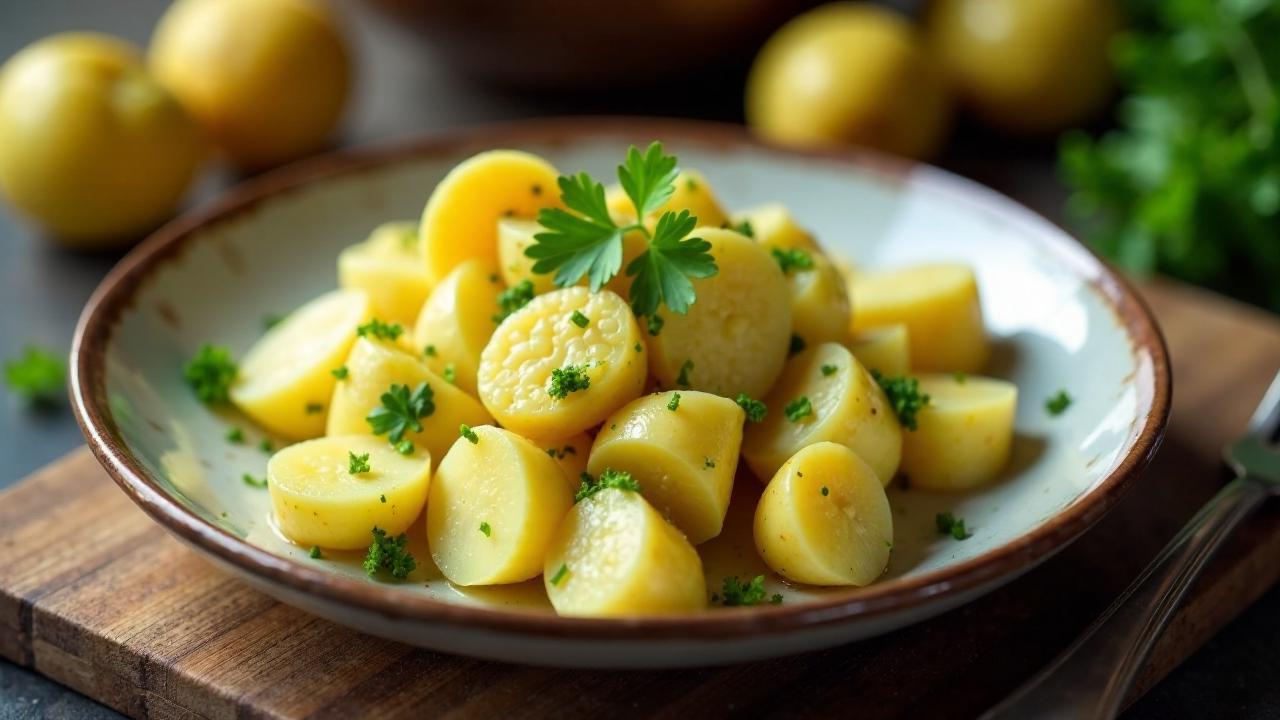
xmin=363 ymin=527 xmax=417 ymax=580
xmin=871 ymin=370 xmax=930 ymax=431
xmin=366 ymin=383 xmax=435 ymax=446
xmin=526 ymin=142 xmax=719 ymax=317
xmin=574 ymin=468 xmax=641 ymax=503
xmin=718 ymin=575 xmax=783 ymax=606
xmin=936 ymin=512 xmax=972 ymax=541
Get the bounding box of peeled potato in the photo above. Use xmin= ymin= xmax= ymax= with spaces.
xmin=496 ymin=217 xmax=647 ymax=300
xmin=337 ymin=221 xmax=432 ymax=326
xmin=848 ymin=324 xmax=910 ymax=376
xmin=412 ymin=258 xmax=504 ymax=395
xmin=588 ymin=391 xmax=744 ymax=544
xmin=901 ymin=374 xmax=1017 ymax=490
xmin=605 ymin=169 xmax=729 ymax=229
xmin=732 ymin=202 xmax=821 ymax=252
xmin=743 ymin=342 xmax=901 ymax=485
xmin=851 ymin=263 xmax=988 ymax=373
xmin=420 ymin=150 xmax=561 ymax=283
xmin=786 ymin=252 xmax=852 ymax=346
xmin=231 ymin=289 xmax=372 ymax=439
xmin=647 ymin=228 xmax=791 ymax=398
xmin=477 ymin=287 xmax=647 ymax=442
xmin=544 ymin=488 xmax=706 ymax=616
xmin=427 ymin=426 xmax=573 ymax=585
xmin=541 ymin=432 xmax=592 ymax=490
xmin=754 ymin=441 xmax=893 ymax=586
xmin=326 ymin=337 xmax=493 ymax=463
xmin=268 ymin=434 xmax=431 ymax=550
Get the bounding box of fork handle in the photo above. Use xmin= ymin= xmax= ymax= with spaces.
xmin=981 ymin=477 xmax=1271 ymax=720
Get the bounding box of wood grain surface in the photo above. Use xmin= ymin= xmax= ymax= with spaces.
xmin=1 ymin=279 xmax=1278 ymax=720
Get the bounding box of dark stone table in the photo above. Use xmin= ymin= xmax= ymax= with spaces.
xmin=1 ymin=1 xmax=1277 ymax=717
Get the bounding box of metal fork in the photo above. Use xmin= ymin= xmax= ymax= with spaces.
xmin=983 ymin=371 xmax=1280 ymax=720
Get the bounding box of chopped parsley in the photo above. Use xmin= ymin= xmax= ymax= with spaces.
xmin=380 ymin=494 xmax=386 ymax=503
xmin=262 ymin=313 xmax=286 ymax=330
xmin=394 ymin=439 xmax=414 ymax=455
xmin=525 ymin=143 xmax=718 ymax=318
xmin=363 ymin=527 xmax=417 ymax=580
xmin=871 ymin=370 xmax=930 ymax=431
xmin=647 ymin=314 xmax=664 ymax=336
xmin=788 ymin=334 xmax=806 ymax=356
xmin=309 ymin=545 xmax=323 ymax=559
xmin=675 ymin=359 xmax=693 ymax=387
xmin=821 ymin=486 xmax=829 ymax=496
xmin=479 ymin=521 xmax=492 ymax=537
xmin=424 ymin=344 xmax=437 ymax=357
xmin=704 ymin=457 xmax=716 ymax=469
xmin=305 ymin=402 xmax=324 ymax=415
xmin=634 ymin=341 xmax=643 ymax=353
xmin=550 ymin=563 xmax=569 ymax=586
xmin=183 ymin=344 xmax=237 ymax=404
xmin=2 ymin=345 xmax=65 ymax=405
xmin=242 ymin=473 xmax=267 ymax=489
xmin=667 ymin=392 xmax=681 ymax=411
xmin=821 ymin=364 xmax=838 ymax=377
xmin=784 ymin=396 xmax=813 ymax=422
xmin=953 ymin=372 xmax=967 ymax=384
xmin=460 ymin=424 xmax=479 ymax=444
xmin=722 ymin=219 xmax=754 ymax=238
xmin=735 ymin=393 xmax=767 ymax=422
xmin=719 ymin=575 xmax=770 ymax=606
xmin=936 ymin=512 xmax=972 ymax=541
xmin=356 ymin=318 xmax=403 ymax=342
xmin=331 ymin=366 xmax=349 ymax=380
xmin=548 ymin=365 xmax=591 ymax=399
xmin=1046 ymin=390 xmax=1072 ymax=416
xmin=570 ymin=310 xmax=589 ymax=328
xmin=574 ymin=468 xmax=641 ymax=503
xmin=258 ymin=438 xmax=274 ymax=454
xmin=546 ymin=444 xmax=578 ymax=459
xmin=771 ymin=247 xmax=814 ymax=274
xmin=367 ymin=382 xmax=434 ymax=445
xmin=225 ymin=427 xmax=245 ymax=444
xmin=349 ymin=451 xmax=371 ymax=474
xmin=442 ymin=364 xmax=457 ymax=384
xmin=493 ymin=279 xmax=535 ymax=324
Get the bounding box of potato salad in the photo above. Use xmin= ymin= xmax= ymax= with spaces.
xmin=184 ymin=143 xmax=1019 ymax=616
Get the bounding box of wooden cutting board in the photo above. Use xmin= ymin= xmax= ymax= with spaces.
xmin=2 ymin=279 xmax=1278 ymax=720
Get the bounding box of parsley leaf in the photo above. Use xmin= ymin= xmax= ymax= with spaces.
xmin=184 ymin=345 xmax=237 ymax=405
xmin=3 ymin=345 xmax=65 ymax=405
xmin=349 ymin=451 xmax=370 ymax=474
xmin=548 ymin=365 xmax=591 ymax=399
xmin=494 ymin=279 xmax=536 ymax=324
xmin=479 ymin=521 xmax=492 ymax=537
xmin=735 ymin=393 xmax=767 ymax=422
xmin=366 ymin=382 xmax=435 ymax=444
xmin=363 ymin=526 xmax=416 ymax=580
xmin=529 ymin=174 xmax=626 ymax=291
xmin=936 ymin=512 xmax=972 ymax=540
xmin=1046 ymin=390 xmax=1072 ymax=416
xmin=667 ymin=392 xmax=681 ymax=411
xmin=626 ymin=209 xmax=717 ymax=316
xmin=242 ymin=473 xmax=267 ymax=489
xmin=618 ymin=141 xmax=679 ymax=217
xmin=719 ymin=575 xmax=768 ymax=606
xmin=871 ymin=370 xmax=930 ymax=431
xmin=784 ymin=396 xmax=813 ymax=422
xmin=771 ymin=247 xmax=814 ymax=274
xmin=574 ymin=468 xmax=641 ymax=503
xmin=356 ymin=318 xmax=403 ymax=342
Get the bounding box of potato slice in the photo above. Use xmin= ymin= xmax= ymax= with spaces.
xmin=326 ymin=337 xmax=493 ymax=463
xmin=268 ymin=434 xmax=431 ymax=550
xmin=477 ymin=287 xmax=646 ymax=442
xmin=540 ymin=432 xmax=592 ymax=490
xmin=901 ymin=374 xmax=1017 ymax=490
xmin=851 ymin=263 xmax=988 ymax=373
xmin=544 ymin=487 xmax=706 ymax=616
xmin=412 ymin=258 xmax=504 ymax=395
xmin=754 ymin=441 xmax=892 ymax=586
xmin=785 ymin=252 xmax=851 ymax=346
xmin=337 ymin=221 xmax=433 ymax=326
xmin=427 ymin=426 xmax=573 ymax=585
xmin=496 ymin=217 xmax=647 ymax=299
xmin=588 ymin=391 xmax=744 ymax=544
xmin=605 ymin=169 xmax=729 ymax=229
xmin=420 ymin=150 xmax=561 ymax=283
xmin=847 ymin=324 xmax=910 ymax=376
xmin=743 ymin=342 xmax=901 ymax=485
xmin=731 ymin=202 xmax=821 ymax=252
xmin=647 ymin=228 xmax=791 ymax=398
xmin=231 ymin=288 xmax=372 ymax=440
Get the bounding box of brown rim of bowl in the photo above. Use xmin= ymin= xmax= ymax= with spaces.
xmin=70 ymin=117 xmax=1171 ymax=641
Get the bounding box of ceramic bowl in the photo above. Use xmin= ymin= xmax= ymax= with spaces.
xmin=71 ymin=118 xmax=1170 ymax=668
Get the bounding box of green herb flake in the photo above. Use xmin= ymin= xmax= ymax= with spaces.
xmin=349 ymin=451 xmax=371 ymax=474
xmin=936 ymin=512 xmax=972 ymax=541
xmin=722 ymin=219 xmax=754 ymax=238
xmin=771 ymin=593 xmax=784 ymax=605
xmin=460 ymin=424 xmax=479 ymax=444
xmin=735 ymin=394 xmax=767 ymax=423
xmin=493 ymin=279 xmax=536 ymax=324
xmin=667 ymin=392 xmax=681 ymax=411
xmin=242 ymin=473 xmax=267 ymax=489
xmin=634 ymin=341 xmax=643 ymax=353
xmin=548 ymin=365 xmax=591 ymax=399
xmin=784 ymin=396 xmax=813 ymax=423
xmin=262 ymin=313 xmax=286 ymax=331
xmin=226 ymin=427 xmax=245 ymax=444
xmin=2 ymin=345 xmax=66 ymax=405
xmin=574 ymin=468 xmax=641 ymax=503
xmin=570 ymin=310 xmax=590 ymax=328
xmin=1046 ymin=390 xmax=1072 ymax=416
xmin=479 ymin=521 xmax=492 ymax=537
xmin=380 ymin=494 xmax=386 ymax=503
xmin=676 ymin=359 xmax=693 ymax=387
xmin=821 ymin=364 xmax=838 ymax=377
xmin=366 ymin=382 xmax=435 ymax=445
xmin=331 ymin=366 xmax=349 ymax=380
xmin=705 ymin=457 xmax=716 ymax=469
xmin=550 ymin=563 xmax=569 ymax=586
xmin=424 ymin=344 xmax=437 ymax=357
xmin=183 ymin=345 xmax=237 ymax=405
xmin=771 ymin=247 xmax=814 ymax=274
xmin=305 ymin=402 xmax=324 ymax=415
xmin=821 ymin=486 xmax=829 ymax=496
xmin=719 ymin=575 xmax=768 ymax=607
xmin=953 ymin=372 xmax=967 ymax=384
xmin=788 ymin=334 xmax=806 ymax=356
xmin=394 ymin=439 xmax=414 ymax=455
xmin=309 ymin=545 xmax=323 ymax=559
xmin=259 ymin=438 xmax=274 ymax=454
xmin=871 ymin=370 xmax=930 ymax=431
xmin=363 ymin=526 xmax=417 ymax=580
xmin=442 ymin=364 xmax=457 ymax=384
xmin=356 ymin=319 xmax=404 ymax=342
xmin=647 ymin=314 xmax=664 ymax=336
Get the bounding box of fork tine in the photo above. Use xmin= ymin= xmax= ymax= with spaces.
xmin=1247 ymin=370 xmax=1280 ymax=441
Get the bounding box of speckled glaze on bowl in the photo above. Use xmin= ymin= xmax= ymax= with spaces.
xmin=71 ymin=118 xmax=1170 ymax=668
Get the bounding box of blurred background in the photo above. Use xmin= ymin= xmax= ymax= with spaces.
xmin=2 ymin=0 xmax=1278 ymax=716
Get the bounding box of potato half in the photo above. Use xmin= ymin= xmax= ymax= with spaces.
xmin=337 ymin=221 xmax=432 ymax=326
xmin=412 ymin=258 xmax=505 ymax=395
xmin=731 ymin=202 xmax=821 ymax=252
xmin=901 ymin=373 xmax=1017 ymax=490
xmin=847 ymin=324 xmax=911 ymax=376
xmin=539 ymin=432 xmax=592 ymax=490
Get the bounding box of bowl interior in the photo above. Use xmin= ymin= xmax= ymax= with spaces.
xmin=84 ymin=126 xmax=1160 ymax=614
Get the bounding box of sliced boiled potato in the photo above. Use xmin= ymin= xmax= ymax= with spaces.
xmin=337 ymin=221 xmax=433 ymax=326
xmin=851 ymin=263 xmax=988 ymax=373
xmin=231 ymin=289 xmax=372 ymax=439
xmin=743 ymin=342 xmax=901 ymax=485
xmin=848 ymin=324 xmax=910 ymax=376
xmin=326 ymin=337 xmax=493 ymax=463
xmin=647 ymin=228 xmax=791 ymax=398
xmin=732 ymin=202 xmax=821 ymax=252
xmin=477 ymin=287 xmax=647 ymax=442
xmin=588 ymin=391 xmax=744 ymax=544
xmin=496 ymin=217 xmax=647 ymax=299
xmin=420 ymin=150 xmax=561 ymax=283
xmin=753 ymin=441 xmax=892 ymax=586
xmin=268 ymin=434 xmax=431 ymax=550
xmin=901 ymin=374 xmax=1017 ymax=490
xmin=544 ymin=487 xmax=706 ymax=616
xmin=412 ymin=258 xmax=505 ymax=395
xmin=541 ymin=432 xmax=592 ymax=489
xmin=605 ymin=169 xmax=729 ymax=229
xmin=427 ymin=426 xmax=573 ymax=585
xmin=785 ymin=252 xmax=851 ymax=346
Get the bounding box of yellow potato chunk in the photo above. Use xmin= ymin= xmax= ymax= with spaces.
xmin=427 ymin=426 xmax=573 ymax=585
xmin=754 ymin=442 xmax=893 ymax=586
xmin=847 ymin=324 xmax=911 ymax=376
xmin=744 ymin=342 xmax=902 ymax=485
xmin=496 ymin=217 xmax=647 ymax=299
xmin=337 ymin=221 xmax=433 ymax=326
xmin=541 ymin=432 xmax=592 ymax=489
xmin=268 ymin=434 xmax=431 ymax=550
xmin=851 ymin=263 xmax=989 ymax=373
xmin=544 ymin=488 xmax=706 ymax=616
xmin=786 ymin=253 xmax=852 ymax=346
xmin=605 ymin=169 xmax=729 ymax=229
xmin=732 ymin=202 xmax=821 ymax=252
xmin=477 ymin=287 xmax=646 ymax=442
xmin=412 ymin=258 xmax=504 ymax=395
xmin=420 ymin=150 xmax=561 ymax=283
xmin=588 ymin=391 xmax=744 ymax=544
xmin=647 ymin=228 xmax=791 ymax=398
xmin=231 ymin=289 xmax=372 ymax=440
xmin=901 ymin=374 xmax=1018 ymax=490
xmin=326 ymin=337 xmax=493 ymax=463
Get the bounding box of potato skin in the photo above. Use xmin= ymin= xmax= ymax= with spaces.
xmin=588 ymin=391 xmax=744 ymax=544
xmin=427 ymin=426 xmax=573 ymax=585
xmin=754 ymin=441 xmax=893 ymax=586
xmin=544 ymin=488 xmax=706 ymax=617
xmin=851 ymin=263 xmax=988 ymax=373
xmin=268 ymin=434 xmax=431 ymax=550
xmin=847 ymin=324 xmax=911 ymax=376
xmin=743 ymin=342 xmax=901 ymax=485
xmin=901 ymin=373 xmax=1017 ymax=490
xmin=412 ymin=258 xmax=504 ymax=395
xmin=337 ymin=221 xmax=432 ymax=326
xmin=647 ymin=228 xmax=791 ymax=398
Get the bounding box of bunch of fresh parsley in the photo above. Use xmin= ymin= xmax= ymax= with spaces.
xmin=525 ymin=142 xmax=719 ymax=318
xmin=1060 ymin=0 xmax=1280 ymax=311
